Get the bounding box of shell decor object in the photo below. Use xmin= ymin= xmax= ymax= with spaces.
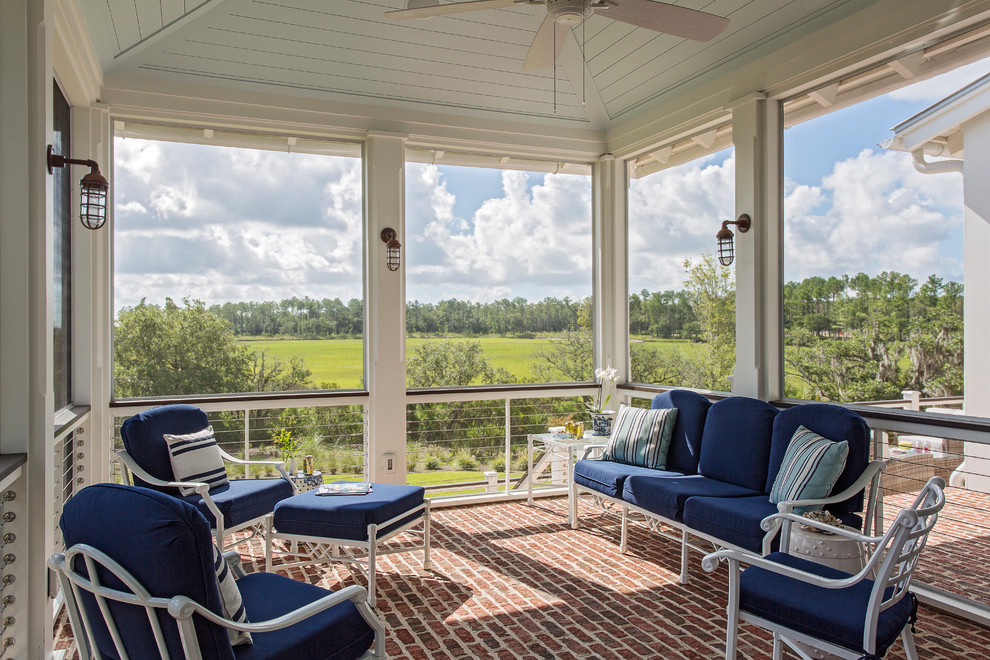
xmin=799 ymin=509 xmax=843 ymax=534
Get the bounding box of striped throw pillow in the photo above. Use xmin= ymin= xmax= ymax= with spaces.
xmin=163 ymin=426 xmax=229 ymax=496
xmin=769 ymin=425 xmax=849 ymax=513
xmin=601 ymin=405 xmax=678 ymax=470
xmin=213 ymin=545 xmax=252 ymax=646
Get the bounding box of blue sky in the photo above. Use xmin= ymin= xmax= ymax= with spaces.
xmin=113 ymin=57 xmax=990 ymax=311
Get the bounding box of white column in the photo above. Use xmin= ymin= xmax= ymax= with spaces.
xmin=962 ymin=110 xmax=990 ymax=492
xmin=364 ymin=132 xmax=407 ymax=485
xmin=592 ymin=155 xmax=629 ymax=387
xmin=0 ymin=0 xmax=55 ymax=655
xmin=731 ymin=95 xmax=783 ymax=400
xmin=73 ymin=104 xmax=113 ymax=484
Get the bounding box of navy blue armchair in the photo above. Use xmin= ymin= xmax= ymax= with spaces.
xmin=50 ymin=483 xmax=385 ymax=659
xmin=118 ymin=404 xmax=295 ymax=549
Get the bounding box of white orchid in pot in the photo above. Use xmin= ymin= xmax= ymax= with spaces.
xmin=585 ymin=366 xmax=618 ymax=436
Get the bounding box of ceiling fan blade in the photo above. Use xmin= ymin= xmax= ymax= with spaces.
xmin=595 ymin=0 xmax=729 ymax=42
xmin=523 ymin=15 xmax=570 ymax=71
xmin=385 ymin=0 xmax=520 ymax=20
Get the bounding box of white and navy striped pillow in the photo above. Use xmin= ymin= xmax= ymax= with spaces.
xmin=213 ymin=545 xmax=252 ymax=646
xmin=769 ymin=425 xmax=849 ymax=513
xmin=163 ymin=426 xmax=229 ymax=496
xmin=601 ymin=405 xmax=678 ymax=470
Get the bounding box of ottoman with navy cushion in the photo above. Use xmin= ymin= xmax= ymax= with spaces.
xmin=266 ymin=482 xmax=431 ymax=607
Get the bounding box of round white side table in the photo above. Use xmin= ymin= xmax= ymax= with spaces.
xmin=788 ymin=523 xmax=866 ymax=574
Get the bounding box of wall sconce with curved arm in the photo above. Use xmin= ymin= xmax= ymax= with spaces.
xmin=715 ymin=214 xmax=751 ymax=266
xmin=381 ymin=228 xmax=401 ymax=271
xmin=47 ymin=144 xmax=109 ymax=230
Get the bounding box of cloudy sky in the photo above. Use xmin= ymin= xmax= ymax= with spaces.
xmin=113 ymin=56 xmax=989 ymax=312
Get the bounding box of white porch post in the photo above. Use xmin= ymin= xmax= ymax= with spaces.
xmin=962 ymin=110 xmax=990 ymax=491
xmin=0 ymin=0 xmax=55 ymax=655
xmin=73 ymin=104 xmax=113 ymax=485
xmin=593 ymin=155 xmax=629 ymax=385
xmin=730 ymin=95 xmax=783 ymax=400
xmin=364 ymin=132 xmax=407 ymax=484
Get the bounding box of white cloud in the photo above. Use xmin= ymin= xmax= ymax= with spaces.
xmin=406 ymin=164 xmax=593 ymax=302
xmin=784 ymin=149 xmax=962 ymax=282
xmin=113 ymin=139 xmax=364 ymax=311
xmin=628 ymin=152 xmax=735 ymax=292
xmin=115 ymin=201 xmax=147 ymax=215
xmin=888 ymin=56 xmax=990 ymax=103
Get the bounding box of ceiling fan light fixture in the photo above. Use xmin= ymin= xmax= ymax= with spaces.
xmin=406 ymin=0 xmax=439 ymax=9
xmin=548 ymin=0 xmax=592 ymax=26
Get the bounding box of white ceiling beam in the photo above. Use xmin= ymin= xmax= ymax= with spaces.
xmin=112 ymin=0 xmax=232 ymax=67
xmin=887 ymin=51 xmax=926 ymax=79
xmin=649 ymin=146 xmax=672 ymax=164
xmin=691 ymin=129 xmax=717 ymax=150
xmin=808 ymin=83 xmax=839 ymax=107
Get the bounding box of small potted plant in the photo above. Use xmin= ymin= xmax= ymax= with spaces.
xmin=585 ymin=366 xmax=618 ymax=436
xmin=272 ymin=427 xmax=303 ymax=474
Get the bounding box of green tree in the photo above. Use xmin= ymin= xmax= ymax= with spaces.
xmin=682 ymin=254 xmax=735 ymax=390
xmin=114 ymin=298 xmax=252 ymax=397
xmin=407 ymin=340 xmax=513 ymax=387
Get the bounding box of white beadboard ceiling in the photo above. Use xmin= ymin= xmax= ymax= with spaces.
xmin=80 ymin=0 xmax=864 ymax=130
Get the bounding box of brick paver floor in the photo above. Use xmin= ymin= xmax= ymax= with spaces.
xmin=55 ymin=496 xmax=990 ymax=658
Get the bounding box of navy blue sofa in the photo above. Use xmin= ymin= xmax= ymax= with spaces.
xmin=572 ymin=390 xmax=884 ymax=583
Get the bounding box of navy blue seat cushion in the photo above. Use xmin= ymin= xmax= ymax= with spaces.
xmin=766 ymin=404 xmax=870 ymax=515
xmin=573 ymin=459 xmax=682 ymax=498
xmin=698 ymin=397 xmax=779 ymax=492
xmin=682 ymin=495 xmax=779 ymax=554
xmin=184 ymin=478 xmax=294 ymax=528
xmin=274 ymin=483 xmax=425 ymax=541
xmin=121 ymin=404 xmax=210 ymax=487
xmin=60 ymin=484 xmax=234 ymax=660
xmin=622 ymin=474 xmax=760 ymax=521
xmin=740 ymin=552 xmax=913 ymax=656
xmin=234 ymin=573 xmax=374 ymax=660
xmin=651 ymin=390 xmax=711 ymax=474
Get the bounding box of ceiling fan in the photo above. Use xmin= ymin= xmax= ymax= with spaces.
xmin=385 ymin=0 xmax=730 ymax=71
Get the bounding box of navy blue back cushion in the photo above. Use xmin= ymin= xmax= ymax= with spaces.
xmin=767 ymin=404 xmax=870 ymax=514
xmin=698 ymin=397 xmax=778 ymax=491
xmin=651 ymin=390 xmax=711 ymax=474
xmin=121 ymin=404 xmax=209 ymax=488
xmin=60 ymin=484 xmax=233 ymax=660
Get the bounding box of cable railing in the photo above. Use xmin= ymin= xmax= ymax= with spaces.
xmin=105 ymin=385 xmax=990 ymax=623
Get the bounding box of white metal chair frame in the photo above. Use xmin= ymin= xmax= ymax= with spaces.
xmin=49 ymin=545 xmax=386 ymax=660
xmin=265 ymin=500 xmax=431 ymax=608
xmin=116 ymin=448 xmax=296 ymax=550
xmin=572 ymin=444 xmax=885 ymax=584
xmin=701 ymin=476 xmax=946 ymax=660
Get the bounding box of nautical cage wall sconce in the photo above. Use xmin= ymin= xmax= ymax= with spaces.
xmin=715 ymin=214 xmax=751 ymax=266
xmin=381 ymin=228 xmax=401 ymax=271
xmin=47 ymin=145 xmax=109 ymax=230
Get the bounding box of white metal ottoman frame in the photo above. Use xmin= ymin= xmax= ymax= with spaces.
xmin=265 ymin=500 xmax=431 ymax=607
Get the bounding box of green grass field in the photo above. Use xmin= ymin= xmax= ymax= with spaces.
xmin=237 ymin=335 xmax=705 ymax=389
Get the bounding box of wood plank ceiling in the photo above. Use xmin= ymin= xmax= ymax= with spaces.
xmin=81 ymin=0 xmax=860 ymax=131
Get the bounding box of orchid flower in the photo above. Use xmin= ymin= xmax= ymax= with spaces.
xmin=586 ymin=365 xmax=617 ymax=414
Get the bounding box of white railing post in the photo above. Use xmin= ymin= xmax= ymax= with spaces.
xmin=484 ymin=470 xmax=498 ymax=493
xmin=902 ymin=390 xmax=921 ymax=411
xmin=243 ymin=409 xmax=251 ymax=479
xmin=504 ymin=398 xmax=511 ymax=494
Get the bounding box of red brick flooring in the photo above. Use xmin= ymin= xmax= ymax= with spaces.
xmin=56 ymin=497 xmax=990 ymax=658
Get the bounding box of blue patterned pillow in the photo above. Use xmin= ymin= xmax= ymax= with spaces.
xmin=769 ymin=425 xmax=849 ymax=513
xmin=602 ymin=405 xmax=678 ymax=470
